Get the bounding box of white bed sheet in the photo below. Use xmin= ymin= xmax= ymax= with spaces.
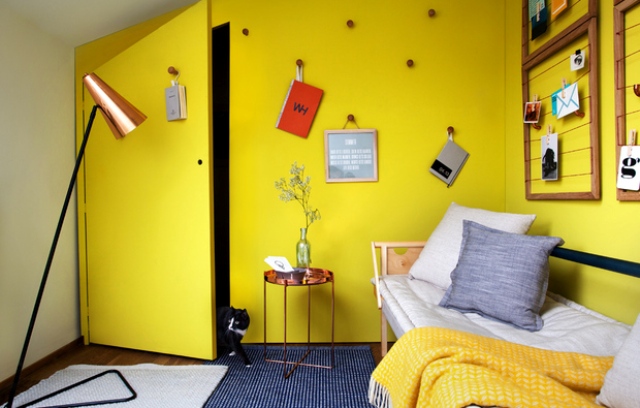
xmin=376 ymin=275 xmax=630 ymax=356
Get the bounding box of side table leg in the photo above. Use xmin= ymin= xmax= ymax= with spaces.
xmin=263 ymin=279 xmax=267 ymax=360
xmin=283 ymin=283 xmax=287 ymax=377
xmin=284 ymin=283 xmax=311 ymax=378
xmin=306 ymin=285 xmax=311 ymax=351
xmin=331 ymin=278 xmax=335 ymax=368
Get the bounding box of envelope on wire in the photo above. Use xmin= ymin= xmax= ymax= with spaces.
xmin=552 ymin=82 xmax=580 ymax=119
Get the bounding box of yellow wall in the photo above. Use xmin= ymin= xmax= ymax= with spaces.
xmin=75 ymin=5 xmax=192 ymax=76
xmin=505 ymin=1 xmax=640 ymax=325
xmin=212 ymin=1 xmax=508 ymax=342
xmin=73 ymin=0 xmax=640 ymax=356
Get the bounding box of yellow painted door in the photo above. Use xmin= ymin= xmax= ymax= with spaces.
xmin=78 ymin=1 xmax=215 ymax=359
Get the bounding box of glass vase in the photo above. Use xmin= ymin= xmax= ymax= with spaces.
xmin=296 ymin=227 xmax=311 ymax=268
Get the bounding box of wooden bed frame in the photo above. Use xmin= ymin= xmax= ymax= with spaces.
xmin=371 ymin=241 xmax=640 ymax=356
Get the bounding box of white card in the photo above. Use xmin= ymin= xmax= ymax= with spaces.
xmin=570 ymin=51 xmax=585 ymax=71
xmin=553 ymin=82 xmax=580 ymax=119
xmin=541 ymin=133 xmax=558 ymax=181
xmin=264 ymin=256 xmax=294 ymax=272
xmin=617 ymin=146 xmax=640 ymax=191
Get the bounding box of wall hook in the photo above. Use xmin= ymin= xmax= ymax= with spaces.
xmin=634 ymin=84 xmax=640 ymax=97
xmin=168 ymin=66 xmax=180 ymax=84
xmin=407 ymin=59 xmax=414 ymax=67
xmin=347 ymin=19 xmax=354 ymax=28
xmin=242 ymin=28 xmax=249 ymax=36
xmin=295 ymin=60 xmax=304 ymax=82
xmin=447 ymin=126 xmax=454 ymax=139
xmin=428 ymin=9 xmax=436 ymax=17
xmin=343 ymin=114 xmax=360 ymax=129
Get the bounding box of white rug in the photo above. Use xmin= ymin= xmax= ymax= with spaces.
xmin=6 ymin=363 xmax=228 ymax=408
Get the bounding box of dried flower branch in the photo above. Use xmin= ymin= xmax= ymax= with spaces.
xmin=274 ymin=162 xmax=321 ymax=230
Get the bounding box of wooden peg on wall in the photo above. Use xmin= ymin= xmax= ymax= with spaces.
xmin=634 ymin=84 xmax=640 ymax=97
xmin=296 ymin=59 xmax=303 ymax=67
xmin=242 ymin=28 xmax=249 ymax=36
xmin=428 ymin=9 xmax=436 ymax=17
xmin=347 ymin=19 xmax=354 ymax=28
xmin=343 ymin=114 xmax=359 ymax=129
xmin=447 ymin=126 xmax=454 ymax=135
xmin=407 ymin=59 xmax=414 ymax=67
xmin=168 ymin=66 xmax=179 ymax=75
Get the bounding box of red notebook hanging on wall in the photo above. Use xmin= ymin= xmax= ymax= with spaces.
xmin=276 ymin=80 xmax=323 ymax=138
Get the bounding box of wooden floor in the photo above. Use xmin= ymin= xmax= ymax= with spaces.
xmin=0 ymin=341 xmax=385 ymax=405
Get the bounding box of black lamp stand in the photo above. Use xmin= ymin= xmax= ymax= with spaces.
xmin=5 ymin=105 xmax=136 ymax=408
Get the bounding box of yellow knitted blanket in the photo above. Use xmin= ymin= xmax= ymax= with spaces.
xmin=368 ymin=327 xmax=613 ymax=408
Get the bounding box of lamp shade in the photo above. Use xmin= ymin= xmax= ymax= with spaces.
xmin=83 ymin=73 xmax=147 ymax=139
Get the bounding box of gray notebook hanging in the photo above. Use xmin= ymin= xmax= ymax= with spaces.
xmin=430 ymin=130 xmax=469 ymax=187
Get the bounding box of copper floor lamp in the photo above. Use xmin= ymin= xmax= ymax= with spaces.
xmin=5 ymin=73 xmax=147 ymax=408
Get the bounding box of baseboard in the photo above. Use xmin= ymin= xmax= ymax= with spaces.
xmin=0 ymin=337 xmax=84 ymax=395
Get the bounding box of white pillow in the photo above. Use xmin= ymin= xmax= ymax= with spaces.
xmin=596 ymin=314 xmax=640 ymax=408
xmin=408 ymin=202 xmax=536 ymax=289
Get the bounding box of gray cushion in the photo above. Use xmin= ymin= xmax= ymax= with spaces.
xmin=409 ymin=202 xmax=536 ymax=289
xmin=439 ymin=221 xmax=563 ymax=331
xmin=597 ymin=314 xmax=640 ymax=408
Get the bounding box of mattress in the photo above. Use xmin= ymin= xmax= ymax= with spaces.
xmin=376 ymin=275 xmax=630 ymax=356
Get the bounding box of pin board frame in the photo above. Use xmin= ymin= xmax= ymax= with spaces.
xmin=522 ymin=0 xmax=597 ymax=64
xmin=614 ymin=0 xmax=640 ymax=201
xmin=324 ymin=129 xmax=378 ymax=183
xmin=522 ymin=17 xmax=600 ymax=200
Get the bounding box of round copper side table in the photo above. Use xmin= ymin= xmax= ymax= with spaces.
xmin=263 ymin=268 xmax=335 ymax=378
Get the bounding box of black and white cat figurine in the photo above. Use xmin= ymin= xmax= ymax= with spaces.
xmin=217 ymin=306 xmax=251 ymax=367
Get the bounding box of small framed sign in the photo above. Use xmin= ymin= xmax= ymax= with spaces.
xmin=324 ymin=129 xmax=378 ymax=183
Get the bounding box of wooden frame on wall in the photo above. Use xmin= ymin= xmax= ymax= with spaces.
xmin=614 ymin=0 xmax=640 ymax=200
xmin=324 ymin=129 xmax=378 ymax=183
xmin=522 ymin=17 xmax=600 ymax=200
xmin=522 ymin=0 xmax=597 ymax=64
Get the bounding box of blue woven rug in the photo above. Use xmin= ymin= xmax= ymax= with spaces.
xmin=204 ymin=345 xmax=376 ymax=408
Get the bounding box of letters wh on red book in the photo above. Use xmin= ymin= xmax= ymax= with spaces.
xmin=276 ymin=80 xmax=323 ymax=138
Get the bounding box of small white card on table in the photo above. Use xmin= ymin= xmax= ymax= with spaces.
xmin=264 ymin=256 xmax=294 ymax=272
